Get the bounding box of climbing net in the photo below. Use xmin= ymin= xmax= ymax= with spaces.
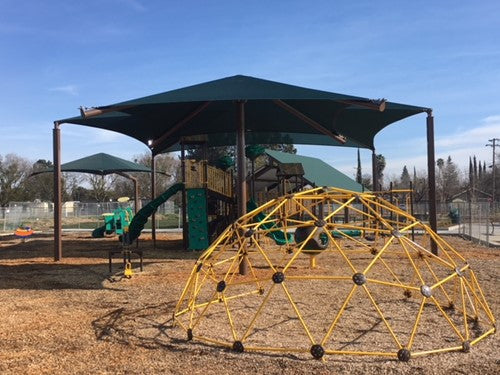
xmin=173 ymin=187 xmax=495 ymax=361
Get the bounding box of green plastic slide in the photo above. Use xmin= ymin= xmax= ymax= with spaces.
xmin=247 ymin=200 xmax=292 ymax=246
xmin=125 ymin=182 xmax=184 ymax=244
xmin=92 ymin=224 xmax=106 ymax=238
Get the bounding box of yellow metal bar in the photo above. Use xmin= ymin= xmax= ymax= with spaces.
xmin=460 ymin=279 xmax=469 ymax=341
xmin=400 ymin=240 xmax=426 ymax=285
xmin=253 ymin=238 xmax=279 ymax=272
xmin=430 ymin=296 xmax=464 ymax=341
xmin=462 ymin=275 xmax=495 ymax=323
xmin=469 ymin=271 xmax=496 ymax=322
xmin=328 ymin=232 xmax=357 ymax=273
xmin=366 ymin=278 xmax=418 ymax=290
xmin=323 ymin=349 xmax=396 ymax=357
xmin=242 ymin=283 xmax=277 ymax=341
xmin=191 ymin=290 xmax=218 ymax=330
xmin=422 ymin=257 xmax=454 ymax=303
xmin=400 ymin=236 xmax=454 ymax=269
xmin=378 ymin=257 xmax=406 ymax=288
xmin=321 ymin=285 xmax=357 ymax=346
xmin=222 ymin=295 xmax=238 ymax=341
xmin=462 ymin=279 xmax=478 ymax=318
xmin=363 ymin=236 xmax=394 ymax=274
xmin=470 ymin=327 xmax=496 ymax=345
xmin=281 ymin=283 xmax=315 ymax=344
xmin=174 ymin=264 xmax=198 ymax=313
xmin=243 ymin=345 xmax=308 ymax=353
xmin=362 ymin=285 xmax=402 ymax=349
xmin=323 ymin=196 xmax=356 ymax=222
xmin=194 ymin=335 xmax=233 ymax=348
xmin=407 ymin=297 xmax=426 ymax=349
xmin=411 ymin=345 xmax=463 ymax=357
xmin=286 ymin=275 xmax=351 ymax=281
xmin=175 ymin=289 xmax=264 ymax=317
xmin=283 ymin=226 xmax=320 ymax=272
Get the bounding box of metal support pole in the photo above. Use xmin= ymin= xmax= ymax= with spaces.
xmin=53 ymin=122 xmax=62 ymax=261
xmin=236 ymin=100 xmax=248 ymax=275
xmin=372 ymin=150 xmax=378 ymax=192
xmin=410 ymin=181 xmax=415 ymax=241
xmin=181 ymin=142 xmax=188 ymax=250
xmin=151 ymin=153 xmax=157 ymax=248
xmin=426 ymin=111 xmax=438 ymax=254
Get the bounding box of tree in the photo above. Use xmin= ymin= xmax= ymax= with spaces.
xmin=375 ymin=154 xmax=386 ymax=189
xmin=87 ymin=174 xmax=116 ymax=202
xmin=356 ymin=149 xmax=362 ymax=184
xmin=441 ymin=156 xmax=461 ymax=202
xmin=400 ymin=165 xmax=411 ymax=188
xmin=0 ymin=154 xmax=31 ymax=207
xmin=22 ymin=159 xmax=54 ymax=202
xmin=131 ymin=152 xmax=180 ymax=204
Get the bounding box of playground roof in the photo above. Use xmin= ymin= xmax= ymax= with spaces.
xmin=32 ymin=153 xmax=151 ymax=176
xmin=60 ymin=75 xmax=430 ymax=152
xmin=264 ymin=149 xmax=364 ymax=192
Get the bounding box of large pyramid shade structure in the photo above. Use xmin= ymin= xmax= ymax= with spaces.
xmin=173 ymin=187 xmax=495 ymax=361
xmin=53 ymin=75 xmax=438 ymax=261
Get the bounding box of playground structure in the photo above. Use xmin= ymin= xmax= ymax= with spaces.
xmin=173 ymin=187 xmax=496 ymax=360
xmin=92 ymin=198 xmax=134 ymax=238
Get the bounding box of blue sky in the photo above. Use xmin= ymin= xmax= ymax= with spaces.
xmin=1 ymin=0 xmax=499 ymax=181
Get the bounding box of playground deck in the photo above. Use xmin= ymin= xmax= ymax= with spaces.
xmin=0 ymin=232 xmax=498 ymax=374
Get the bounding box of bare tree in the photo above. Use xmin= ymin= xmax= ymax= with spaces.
xmin=0 ymin=154 xmax=31 ymax=207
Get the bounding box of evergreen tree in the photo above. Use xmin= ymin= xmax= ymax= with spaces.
xmin=442 ymin=156 xmax=460 ymax=202
xmin=356 ymin=149 xmax=362 ymax=184
xmin=469 ymin=157 xmax=473 ymax=188
xmin=473 ymin=155 xmax=478 ymax=180
xmin=375 ymin=154 xmax=386 ymax=189
xmin=400 ymin=165 xmax=411 ymax=187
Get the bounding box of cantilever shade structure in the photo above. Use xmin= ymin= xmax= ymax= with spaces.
xmin=40 ymin=153 xmax=152 ymax=232
xmin=51 ymin=152 xmax=152 ymax=176
xmin=53 ymin=75 xmax=437 ymax=262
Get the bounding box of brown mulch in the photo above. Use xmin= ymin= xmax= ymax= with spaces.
xmin=0 ymin=232 xmax=498 ymax=374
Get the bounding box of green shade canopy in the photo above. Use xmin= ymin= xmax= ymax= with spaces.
xmin=32 ymin=152 xmax=151 ymax=176
xmin=60 ymin=75 xmax=430 ymax=153
xmin=265 ymin=149 xmax=364 ymax=192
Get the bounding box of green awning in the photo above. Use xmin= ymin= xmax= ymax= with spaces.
xmin=265 ymin=149 xmax=364 ymax=192
xmin=59 ymin=75 xmax=429 ymax=153
xmin=32 ymin=153 xmax=151 ymax=176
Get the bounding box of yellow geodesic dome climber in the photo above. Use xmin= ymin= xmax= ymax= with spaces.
xmin=173 ymin=187 xmax=495 ymax=361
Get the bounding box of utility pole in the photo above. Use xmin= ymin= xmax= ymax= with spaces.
xmin=486 ymin=138 xmax=499 ymax=203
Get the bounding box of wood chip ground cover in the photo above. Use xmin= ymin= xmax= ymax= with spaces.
xmin=0 ymin=233 xmax=498 ymax=374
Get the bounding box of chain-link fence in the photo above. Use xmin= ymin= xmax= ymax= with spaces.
xmin=1 ymin=199 xmax=499 ymax=246
xmin=0 ymin=200 xmax=181 ymax=233
xmin=412 ymin=201 xmax=500 ymax=247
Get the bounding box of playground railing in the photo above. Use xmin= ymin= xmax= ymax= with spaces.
xmin=185 ymin=159 xmax=233 ymax=198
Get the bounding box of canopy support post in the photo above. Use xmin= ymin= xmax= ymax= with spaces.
xmin=151 ymin=152 xmax=157 ymax=248
xmin=53 ymin=121 xmax=62 ymax=261
xmin=236 ymin=100 xmax=248 ymax=275
xmin=181 ymin=141 xmax=188 ymax=250
xmin=426 ymin=110 xmax=438 ymax=254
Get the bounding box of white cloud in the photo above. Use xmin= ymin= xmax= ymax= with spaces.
xmin=49 ymin=85 xmax=79 ymax=96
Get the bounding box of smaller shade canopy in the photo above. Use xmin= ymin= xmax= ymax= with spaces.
xmin=32 ymin=153 xmax=151 ymax=176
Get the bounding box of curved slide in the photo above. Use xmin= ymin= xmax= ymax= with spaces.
xmin=125 ymin=182 xmax=184 ymax=244
xmin=247 ymin=200 xmax=292 ymax=245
